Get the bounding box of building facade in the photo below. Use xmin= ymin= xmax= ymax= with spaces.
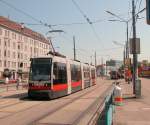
xmin=106 ymin=59 xmax=123 ymax=75
xmin=0 ymin=16 xmax=51 ymax=79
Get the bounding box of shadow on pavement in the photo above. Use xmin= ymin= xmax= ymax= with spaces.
xmin=123 ymin=94 xmax=136 ymax=100
xmin=3 ymin=93 xmax=28 ymax=99
xmin=3 ymin=93 xmax=51 ymax=101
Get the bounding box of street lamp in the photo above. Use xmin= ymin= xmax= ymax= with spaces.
xmin=106 ymin=11 xmax=130 ymax=58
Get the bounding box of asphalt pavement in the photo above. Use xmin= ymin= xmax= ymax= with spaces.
xmin=0 ymin=78 xmax=113 ymax=125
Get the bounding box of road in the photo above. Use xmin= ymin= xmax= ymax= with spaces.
xmin=0 ymin=78 xmax=113 ymax=125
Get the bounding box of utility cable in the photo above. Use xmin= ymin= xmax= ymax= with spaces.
xmin=0 ymin=0 xmax=52 ymax=29
xmin=72 ymin=0 xmax=104 ymax=48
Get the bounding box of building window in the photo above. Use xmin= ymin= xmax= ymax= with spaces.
xmin=14 ymin=33 xmax=16 ymax=39
xmin=21 ymin=53 xmax=23 ymax=59
xmin=14 ymin=62 xmax=16 ymax=68
xmin=8 ymin=31 xmax=10 ymax=37
xmin=8 ymin=50 xmax=10 ymax=58
xmin=4 ymin=30 xmax=9 ymax=37
xmin=8 ymin=61 xmax=10 ymax=67
xmin=12 ymin=32 xmax=14 ymax=39
xmin=4 ymin=60 xmax=6 ymax=67
xmin=24 ymin=54 xmax=27 ymax=60
xmin=18 ymin=45 xmax=20 ymax=50
xmin=24 ymin=45 xmax=27 ymax=51
xmin=4 ymin=50 xmax=6 ymax=57
xmin=18 ymin=53 xmax=20 ymax=59
xmin=18 ymin=34 xmax=22 ymax=41
xmin=0 ymin=28 xmax=2 ymax=35
xmin=8 ymin=40 xmax=10 ymax=47
xmin=20 ymin=43 xmax=23 ymax=50
xmin=5 ymin=30 xmax=7 ymax=37
xmin=4 ymin=40 xmax=7 ymax=46
xmin=0 ymin=60 xmax=2 ymax=67
xmin=13 ymin=52 xmax=16 ymax=58
xmin=12 ymin=62 xmax=16 ymax=68
xmin=0 ymin=39 xmax=1 ymax=46
xmin=12 ymin=62 xmax=13 ymax=68
xmin=13 ymin=42 xmax=16 ymax=49
xmin=30 ymin=47 xmax=32 ymax=53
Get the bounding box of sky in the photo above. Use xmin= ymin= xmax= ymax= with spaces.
xmin=0 ymin=0 xmax=149 ymax=64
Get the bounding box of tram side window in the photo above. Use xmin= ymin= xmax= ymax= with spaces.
xmin=83 ymin=66 xmax=90 ymax=78
xmin=53 ymin=62 xmax=67 ymax=84
xmin=71 ymin=64 xmax=81 ymax=82
xmin=91 ymin=69 xmax=96 ymax=79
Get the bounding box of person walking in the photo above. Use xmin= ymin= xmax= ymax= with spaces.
xmin=5 ymin=77 xmax=9 ymax=84
xmin=16 ymin=77 xmax=21 ymax=90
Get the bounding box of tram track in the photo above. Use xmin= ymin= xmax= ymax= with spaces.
xmin=31 ymin=81 xmax=108 ymax=125
xmin=72 ymin=84 xmax=113 ymax=125
xmin=0 ymin=84 xmax=102 ymax=124
xmin=0 ymin=79 xmax=110 ymax=125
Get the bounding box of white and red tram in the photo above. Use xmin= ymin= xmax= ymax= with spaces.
xmin=28 ymin=55 xmax=96 ymax=99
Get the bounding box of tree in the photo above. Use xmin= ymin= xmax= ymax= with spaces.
xmin=3 ymin=68 xmax=12 ymax=78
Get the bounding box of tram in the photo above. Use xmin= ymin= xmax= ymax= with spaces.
xmin=140 ymin=66 xmax=150 ymax=77
xmin=28 ymin=55 xmax=96 ymax=99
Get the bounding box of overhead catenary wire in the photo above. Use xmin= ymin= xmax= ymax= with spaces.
xmin=72 ymin=0 xmax=105 ymax=48
xmin=136 ymin=0 xmax=143 ymax=17
xmin=0 ymin=0 xmax=52 ymax=29
xmin=129 ymin=0 xmax=144 ymax=38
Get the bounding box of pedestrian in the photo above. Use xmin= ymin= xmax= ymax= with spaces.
xmin=5 ymin=77 xmax=9 ymax=84
xmin=16 ymin=77 xmax=21 ymax=90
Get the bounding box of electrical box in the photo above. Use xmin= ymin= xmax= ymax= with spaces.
xmin=129 ymin=38 xmax=140 ymax=54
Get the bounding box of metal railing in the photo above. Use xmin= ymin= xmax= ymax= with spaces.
xmin=0 ymin=83 xmax=28 ymax=93
xmin=89 ymin=84 xmax=115 ymax=125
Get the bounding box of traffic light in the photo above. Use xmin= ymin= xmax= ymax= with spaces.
xmin=146 ymin=0 xmax=150 ymax=24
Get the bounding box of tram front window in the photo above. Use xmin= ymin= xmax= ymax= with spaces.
xmin=29 ymin=58 xmax=52 ymax=81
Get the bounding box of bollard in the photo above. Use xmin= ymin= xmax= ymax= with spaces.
xmin=113 ymin=82 xmax=123 ymax=106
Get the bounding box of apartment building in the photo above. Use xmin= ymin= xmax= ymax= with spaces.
xmin=0 ymin=16 xmax=51 ymax=79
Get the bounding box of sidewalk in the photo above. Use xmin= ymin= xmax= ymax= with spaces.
xmin=113 ymin=78 xmax=150 ymax=125
xmin=0 ymin=84 xmax=28 ymax=98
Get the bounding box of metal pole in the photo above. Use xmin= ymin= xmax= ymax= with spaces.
xmin=95 ymin=51 xmax=97 ymax=66
xmin=123 ymin=48 xmax=126 ymax=66
xmin=73 ymin=36 xmax=76 ymax=60
xmin=132 ymin=0 xmax=138 ymax=94
xmin=126 ymin=21 xmax=129 ymax=58
xmin=90 ymin=56 xmax=92 ymax=65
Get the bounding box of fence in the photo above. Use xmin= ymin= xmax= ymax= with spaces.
xmin=0 ymin=83 xmax=28 ymax=93
xmin=89 ymin=84 xmax=115 ymax=125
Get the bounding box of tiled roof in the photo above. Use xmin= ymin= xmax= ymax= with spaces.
xmin=0 ymin=16 xmax=49 ymax=44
